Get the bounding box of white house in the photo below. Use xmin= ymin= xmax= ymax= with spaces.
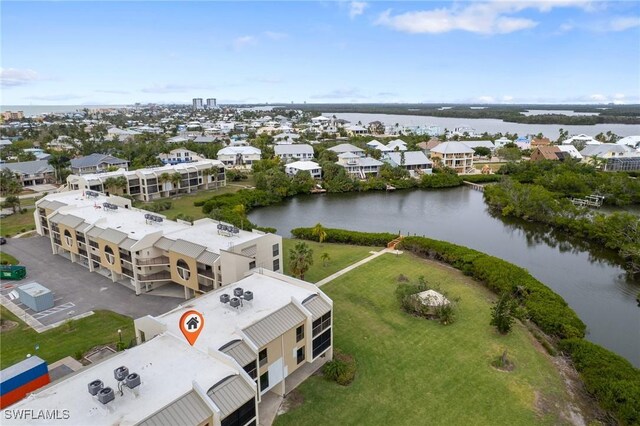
xmin=345 ymin=125 xmax=367 ymax=137
xmin=384 ymin=151 xmax=433 ymax=175
xmin=217 ymin=146 xmax=262 ymax=169
xmin=157 ymin=148 xmax=204 ymax=165
xmin=274 ymin=144 xmax=314 ymax=162
xmin=430 ymin=142 xmax=475 ymax=174
xmin=328 ymin=143 xmax=365 ymax=157
xmin=557 ymin=145 xmax=583 ymax=160
xmin=106 ymin=127 xmax=141 ymax=142
xmin=366 ymin=140 xmax=391 ymax=152
xmin=563 ymin=134 xmax=600 ymax=146
xmin=285 ymin=161 xmax=322 ymax=179
xmin=386 ymin=139 xmax=408 ymax=151
xmin=617 ymin=136 xmax=640 ymax=149
xmin=336 ymin=153 xmax=384 ymax=179
xmin=494 ymin=137 xmax=512 ymax=148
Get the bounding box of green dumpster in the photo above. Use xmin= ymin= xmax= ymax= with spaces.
xmin=0 ymin=265 xmax=27 ymax=280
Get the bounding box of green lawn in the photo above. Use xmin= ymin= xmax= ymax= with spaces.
xmin=0 ymin=251 xmax=19 ymax=265
xmin=0 ymin=307 xmax=135 ymax=369
xmin=0 ymin=210 xmax=36 ymax=237
xmin=276 ymin=253 xmax=570 ymax=426
xmin=283 ymin=239 xmax=375 ymax=283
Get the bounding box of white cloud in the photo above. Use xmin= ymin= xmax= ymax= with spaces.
xmin=233 ymin=35 xmax=256 ymax=50
xmin=374 ymin=1 xmax=601 ymax=35
xmin=502 ymin=95 xmax=514 ymax=102
xmin=0 ymin=68 xmax=40 ymax=87
xmin=264 ymin=31 xmax=287 ymax=40
xmin=349 ymin=1 xmax=367 ymax=19
xmin=607 ymin=16 xmax=640 ymax=31
xmin=476 ymin=95 xmax=496 ymax=103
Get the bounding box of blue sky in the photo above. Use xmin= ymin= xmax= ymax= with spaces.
xmin=2 ymin=1 xmax=639 ymax=105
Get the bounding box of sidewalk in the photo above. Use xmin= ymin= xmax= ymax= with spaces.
xmin=315 ymin=248 xmax=402 ymax=287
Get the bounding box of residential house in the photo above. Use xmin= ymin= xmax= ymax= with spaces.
xmin=531 ymin=137 xmax=551 ymax=148
xmin=557 ymin=145 xmax=583 ymax=160
xmin=193 ymin=135 xmax=218 ymax=144
xmin=617 ymin=135 xmax=640 ymax=149
xmin=167 ymin=135 xmax=191 ymax=144
xmin=106 ymin=127 xmax=141 ymax=142
xmin=514 ymin=136 xmax=531 ymax=150
xmin=336 ymin=153 xmax=383 ymax=179
xmin=530 ymin=146 xmax=566 ymax=161
xmin=285 ymin=161 xmax=322 ymax=179
xmin=494 ymin=137 xmax=512 ymax=149
xmin=327 ymin=143 xmax=365 ymax=157
xmin=217 ymin=146 xmax=262 ymax=169
xmin=274 ymin=144 xmax=314 ymax=163
xmin=384 ymin=151 xmax=433 ymax=175
xmin=563 ymin=134 xmax=600 ymax=146
xmin=345 ymin=125 xmax=367 ymax=137
xmin=1 ymin=160 xmax=55 ymax=188
xmin=386 ymin=139 xmax=408 ymax=151
xmin=365 ymin=140 xmax=391 ymax=153
xmin=417 ymin=138 xmax=442 ymax=158
xmin=429 ymin=142 xmax=475 ymax=174
xmin=580 ymin=144 xmax=640 ymax=171
xmin=4 ymin=270 xmax=333 ymax=425
xmin=70 ymin=153 xmax=129 ymax=175
xmin=34 ymin=190 xmax=280 ymax=299
xmin=460 ymin=140 xmax=495 ymax=154
xmin=157 ymin=148 xmax=204 ymax=165
xmin=66 ymin=159 xmax=225 ymax=201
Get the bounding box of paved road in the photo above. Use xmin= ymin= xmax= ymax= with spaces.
xmin=1 ymin=237 xmax=181 ymax=325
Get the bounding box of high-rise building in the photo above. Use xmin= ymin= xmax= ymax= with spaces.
xmin=206 ymin=98 xmax=217 ymax=109
xmin=192 ymin=98 xmax=203 ymax=110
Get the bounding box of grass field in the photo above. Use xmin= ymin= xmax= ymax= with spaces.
xmin=283 ymin=239 xmax=375 ymax=283
xmin=0 ymin=307 xmax=135 ymax=369
xmin=0 ymin=210 xmax=36 ymax=237
xmin=0 ymin=251 xmax=19 ymax=264
xmin=276 ymin=253 xmax=570 ymax=426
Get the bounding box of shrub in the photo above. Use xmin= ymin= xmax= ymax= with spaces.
xmin=323 ymin=351 xmax=356 ymax=386
xmin=291 ymin=227 xmax=397 ymax=247
xmin=395 ymin=278 xmax=456 ymax=325
xmin=463 ymin=174 xmax=502 ymax=183
xmin=490 ymin=293 xmax=516 ymax=334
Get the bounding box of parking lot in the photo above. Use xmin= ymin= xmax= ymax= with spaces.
xmin=1 ymin=237 xmax=182 ymax=327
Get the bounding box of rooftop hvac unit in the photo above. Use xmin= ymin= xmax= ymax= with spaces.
xmin=220 ymin=294 xmax=230 ymax=303
xmin=124 ymin=373 xmax=141 ymax=389
xmin=243 ymin=291 xmax=253 ymax=301
xmin=86 ymin=190 xmax=99 ymax=198
xmin=229 ymin=297 xmax=240 ymax=308
xmin=103 ymin=202 xmax=118 ymax=211
xmin=114 ymin=366 xmax=129 ymax=382
xmin=233 ymin=288 xmax=244 ymax=297
xmin=97 ymin=387 xmax=115 ymax=404
xmin=88 ymin=379 xmax=103 ymax=396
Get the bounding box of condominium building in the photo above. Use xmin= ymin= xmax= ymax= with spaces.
xmin=66 ymin=159 xmax=226 ymax=201
xmin=34 ymin=191 xmax=282 ymax=299
xmin=193 ymin=98 xmax=204 ymax=110
xmin=207 ymin=98 xmax=217 ymax=109
xmin=3 ymin=271 xmax=333 ymax=425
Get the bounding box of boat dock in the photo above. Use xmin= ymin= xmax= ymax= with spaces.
xmin=463 ymin=181 xmax=484 ymax=192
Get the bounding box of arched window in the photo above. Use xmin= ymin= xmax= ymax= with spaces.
xmin=104 ymin=245 xmax=116 ymax=265
xmin=177 ymin=259 xmax=191 ymax=280
xmin=63 ymin=229 xmax=73 ymax=247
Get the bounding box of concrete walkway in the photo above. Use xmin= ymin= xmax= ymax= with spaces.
xmin=315 ymin=248 xmax=402 ymax=287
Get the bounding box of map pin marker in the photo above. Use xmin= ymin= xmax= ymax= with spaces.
xmin=179 ymin=310 xmax=204 ymax=346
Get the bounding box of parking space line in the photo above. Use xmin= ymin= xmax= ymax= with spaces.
xmin=32 ymin=302 xmax=76 ymax=319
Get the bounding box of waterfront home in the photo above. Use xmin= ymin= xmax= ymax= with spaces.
xmin=430 ymin=142 xmax=475 ymax=174
xmin=384 ymin=151 xmax=433 ymax=175
xmin=345 ymin=125 xmax=368 ymax=137
xmin=157 ymin=148 xmax=204 ymax=165
xmin=1 ymin=160 xmax=55 ymax=188
xmin=563 ymin=134 xmax=600 ymax=146
xmin=616 ymin=135 xmax=640 ymax=149
xmin=580 ymin=144 xmax=640 ymax=171
xmin=217 ymin=146 xmax=261 ymax=169
xmin=336 ymin=153 xmax=383 ymax=179
xmin=285 ymin=161 xmax=322 ymax=179
xmin=557 ymin=145 xmax=583 ymax=160
xmin=417 ymin=138 xmax=442 ymax=158
xmin=387 ymin=139 xmax=408 ymax=151
xmin=460 ymin=140 xmax=495 ymax=154
xmin=274 ymin=144 xmax=314 ymax=163
xmin=494 ymin=137 xmax=512 ymax=148
xmin=70 ymin=153 xmax=129 ymax=175
xmin=514 ymin=136 xmax=531 ymax=150
xmin=530 ymin=146 xmax=566 ymax=161
xmin=531 ymin=137 xmax=551 ymax=148
xmin=328 ymin=143 xmax=365 ymax=157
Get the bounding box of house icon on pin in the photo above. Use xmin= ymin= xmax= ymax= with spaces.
xmin=186 ymin=317 xmax=199 ymax=330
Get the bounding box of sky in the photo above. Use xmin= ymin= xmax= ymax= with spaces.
xmin=1 ymin=0 xmax=639 ymax=105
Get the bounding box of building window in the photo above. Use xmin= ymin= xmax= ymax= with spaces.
xmin=259 ymin=372 xmax=269 ymax=392
xmin=312 ymin=312 xmax=331 ymax=337
xmin=249 ymin=260 xmax=256 ymax=269
xmin=297 ymin=347 xmax=305 ymax=364
xmin=272 ymin=258 xmax=280 ymax=271
xmin=221 ymin=398 xmax=256 ymax=426
xmin=104 ymin=246 xmax=116 ymax=265
xmin=63 ymin=229 xmax=73 ymax=247
xmin=272 ymin=243 xmax=279 ymax=257
xmin=243 ymin=361 xmax=257 ymax=380
xmin=259 ymin=348 xmax=268 ymax=367
xmin=176 ymin=259 xmax=191 ymax=280
xmin=312 ymin=329 xmax=331 ymax=359
xmin=296 ymin=325 xmax=304 ymax=342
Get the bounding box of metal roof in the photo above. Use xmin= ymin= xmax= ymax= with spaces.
xmin=169 ymin=239 xmax=206 ymax=258
xmin=70 ymin=153 xmax=127 ymax=169
xmin=302 ymin=295 xmax=332 ymax=321
xmin=219 ymin=340 xmax=256 ymax=366
xmin=58 ymin=215 xmax=86 ymax=229
xmin=86 ymin=226 xmax=103 ymax=238
xmin=154 ymin=237 xmax=174 ymax=250
xmin=38 ymin=200 xmax=66 ymax=211
xmin=48 ymin=213 xmax=64 ymax=224
xmin=1 ymin=160 xmax=53 ymax=176
xmin=97 ymin=228 xmax=128 ymax=245
xmin=75 ymin=222 xmax=90 ymax=233
xmin=243 ymin=304 xmax=306 ymax=348
xmin=197 ymin=250 xmax=220 ymax=265
xmin=120 ymin=238 xmax=136 ymax=251
xmin=206 ymin=375 xmax=255 ymax=417
xmin=138 ymin=391 xmax=212 ymax=426
xmin=240 ymin=245 xmax=257 ymax=258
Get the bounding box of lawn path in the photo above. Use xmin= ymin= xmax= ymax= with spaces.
xmin=315 ymin=248 xmax=402 ymax=287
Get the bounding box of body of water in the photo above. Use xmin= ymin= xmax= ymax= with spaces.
xmin=1 ymin=105 xmax=130 ymax=116
xmin=325 ymin=112 xmax=640 ymax=137
xmin=522 ymin=109 xmax=600 ymax=117
xmin=249 ymin=188 xmax=640 ymax=366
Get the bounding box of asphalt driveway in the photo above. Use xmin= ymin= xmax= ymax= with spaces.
xmin=1 ymin=237 xmax=181 ymax=325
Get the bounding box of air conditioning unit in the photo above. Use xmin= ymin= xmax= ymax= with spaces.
xmin=230 ymin=297 xmax=240 ymax=308
xmin=97 ymin=387 xmax=115 ymax=404
xmin=243 ymin=291 xmax=253 ymax=301
xmin=233 ymin=288 xmax=244 ymax=297
xmin=124 ymin=373 xmax=141 ymax=389
xmin=88 ymin=379 xmax=103 ymax=396
xmin=114 ymin=366 xmax=129 ymax=382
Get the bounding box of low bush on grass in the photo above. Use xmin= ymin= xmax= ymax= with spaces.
xmin=291 ymin=227 xmax=397 ymax=247
xmin=462 ymin=174 xmax=503 ymax=183
xmin=323 ymin=351 xmax=356 ymax=386
xmin=395 ymin=276 xmax=457 ymax=325
xmin=144 ymin=200 xmax=173 ymax=213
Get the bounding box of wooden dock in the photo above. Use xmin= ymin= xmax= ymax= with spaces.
xmin=463 ymin=181 xmax=484 ymax=192
xmin=386 ymin=184 xmax=396 ymax=191
xmin=571 ymin=194 xmax=604 ymax=208
xmin=310 ymin=188 xmax=327 ymax=194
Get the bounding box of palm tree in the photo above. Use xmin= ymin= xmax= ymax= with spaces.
xmin=158 ymin=172 xmax=171 ymax=192
xmin=312 ymin=223 xmax=327 ymax=244
xmin=2 ymin=195 xmax=21 ymax=214
xmin=321 ymin=252 xmax=330 ymax=267
xmin=289 ymin=242 xmax=314 ymax=280
xmin=103 ymin=176 xmax=127 ymax=195
xmin=170 ymin=172 xmax=182 ymax=192
xmin=232 ymin=204 xmax=246 ymax=229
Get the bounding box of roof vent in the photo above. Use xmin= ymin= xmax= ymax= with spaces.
xmin=230 ymin=297 xmax=240 ymax=308
xmin=233 ymin=287 xmax=244 ymax=297
xmin=88 ymin=379 xmax=103 ymax=396
xmin=217 ymin=223 xmax=240 ymax=236
xmin=97 ymin=387 xmax=115 ymax=404
xmin=220 ymin=294 xmax=230 ymax=303
xmin=114 ymin=366 xmax=129 ymax=381
xmin=124 ymin=373 xmax=141 ymax=389
xmin=243 ymin=291 xmax=253 ymax=301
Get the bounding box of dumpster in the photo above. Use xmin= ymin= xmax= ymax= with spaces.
xmin=17 ymin=282 xmax=54 ymax=312
xmin=0 ymin=265 xmax=26 ymax=280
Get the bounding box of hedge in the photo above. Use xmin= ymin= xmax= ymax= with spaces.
xmin=291 ymin=227 xmax=397 ymax=247
xmin=462 ymin=174 xmax=503 ymax=183
xmin=559 ymin=339 xmax=640 ymax=425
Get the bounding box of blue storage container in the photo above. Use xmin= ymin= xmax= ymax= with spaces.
xmin=17 ymin=282 xmax=54 ymax=312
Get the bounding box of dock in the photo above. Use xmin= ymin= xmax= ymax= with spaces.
xmin=310 ymin=188 xmax=327 ymax=194
xmin=386 ymin=184 xmax=396 ymax=191
xmin=571 ymin=194 xmax=605 ymax=208
xmin=463 ymin=181 xmax=484 ymax=192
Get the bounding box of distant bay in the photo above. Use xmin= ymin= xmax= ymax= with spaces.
xmin=1 ymin=105 xmax=130 ymax=116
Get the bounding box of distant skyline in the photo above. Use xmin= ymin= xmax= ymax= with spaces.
xmin=2 ymin=1 xmax=639 ymax=105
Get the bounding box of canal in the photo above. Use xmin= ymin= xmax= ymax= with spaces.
xmin=249 ymin=187 xmax=640 ymax=366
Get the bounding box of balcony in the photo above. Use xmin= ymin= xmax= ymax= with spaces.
xmin=137 ymin=256 xmax=170 ymax=266
xmin=197 ymin=269 xmax=215 ymax=279
xmin=138 ymin=271 xmax=172 ymax=282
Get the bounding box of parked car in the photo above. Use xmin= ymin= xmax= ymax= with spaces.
xmin=0 ymin=237 xmax=6 ymax=245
